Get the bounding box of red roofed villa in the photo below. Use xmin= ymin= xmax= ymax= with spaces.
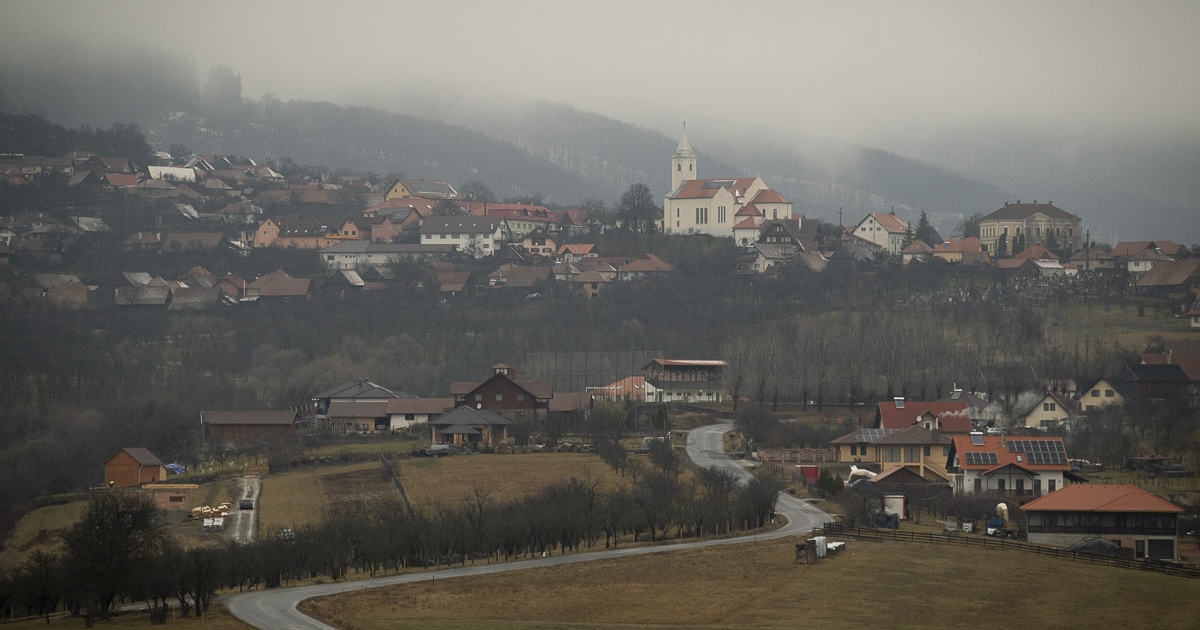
xmin=1022 ymin=484 xmax=1184 ymax=560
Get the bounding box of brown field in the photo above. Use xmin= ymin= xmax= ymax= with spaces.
xmin=303 ymin=535 xmax=1200 ymax=630
xmin=259 ymin=452 xmax=628 ymax=531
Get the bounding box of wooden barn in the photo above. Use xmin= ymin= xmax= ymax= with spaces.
xmin=201 ymin=410 xmax=298 ymax=444
xmin=105 ymin=448 xmax=167 ymax=489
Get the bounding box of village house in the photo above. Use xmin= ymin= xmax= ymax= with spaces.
xmin=386 ymin=397 xmax=455 ymax=431
xmin=383 ymin=178 xmax=462 ymax=201
xmin=1022 ymin=484 xmax=1183 ymax=560
xmin=1079 ymin=377 xmax=1139 ymax=411
xmin=830 ymin=425 xmax=953 ymax=482
xmin=428 ymin=405 xmax=510 ymax=447
xmin=1018 ymin=391 xmax=1077 ymax=430
xmin=852 ymin=213 xmax=909 ymax=255
xmin=320 ymin=241 xmax=455 ymax=270
xmin=449 ymin=363 xmax=553 ymax=426
xmin=947 ymin=432 xmax=1074 ymax=499
xmin=419 ymin=216 xmax=505 ymax=257
xmin=619 ymin=254 xmax=675 ymax=281
xmin=874 ymin=398 xmax=974 ymax=436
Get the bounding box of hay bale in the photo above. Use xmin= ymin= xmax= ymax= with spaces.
xmin=495 ymin=442 xmax=512 ymax=454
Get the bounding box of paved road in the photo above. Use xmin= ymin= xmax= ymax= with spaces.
xmin=226 ymin=424 xmax=833 ymax=629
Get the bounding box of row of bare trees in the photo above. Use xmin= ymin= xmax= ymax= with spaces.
xmin=0 ymin=453 xmax=781 ymax=624
xmin=721 ymin=302 xmax=1133 ymax=412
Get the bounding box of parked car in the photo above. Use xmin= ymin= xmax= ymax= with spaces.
xmin=239 ymin=498 xmax=254 ymax=510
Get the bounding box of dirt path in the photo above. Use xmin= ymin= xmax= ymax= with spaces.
xmin=224 ymin=476 xmax=261 ymax=544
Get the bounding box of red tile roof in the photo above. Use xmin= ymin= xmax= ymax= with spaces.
xmin=1111 ymin=241 xmax=1182 ymax=257
xmin=750 ymin=188 xmax=791 ymax=204
xmin=864 ymin=213 xmax=908 ymax=234
xmin=1012 ymin=245 xmax=1058 ymax=261
xmin=934 ymin=237 xmax=983 ymax=253
xmin=950 ymin=435 xmax=1071 ymax=472
xmin=1020 ymin=484 xmax=1182 ymax=513
xmin=670 ymin=177 xmax=760 ymax=200
xmin=876 ymin=401 xmax=971 ymax=432
xmin=621 ymin=253 xmax=674 ymax=273
xmin=557 ymin=243 xmax=595 ymax=256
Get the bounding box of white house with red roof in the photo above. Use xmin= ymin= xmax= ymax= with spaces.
xmin=660 ymin=126 xmax=792 ymax=237
xmin=852 ymin=212 xmax=909 ymax=255
xmin=947 ymin=433 xmax=1072 ymax=498
xmin=1022 ymin=484 xmax=1183 ymax=559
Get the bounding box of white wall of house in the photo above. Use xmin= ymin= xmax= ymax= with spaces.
xmin=954 ymin=470 xmax=1064 ymax=495
xmin=388 ymin=412 xmax=438 ymax=430
xmin=1021 ymin=396 xmax=1071 ymax=429
xmin=421 ymin=228 xmax=501 ymax=257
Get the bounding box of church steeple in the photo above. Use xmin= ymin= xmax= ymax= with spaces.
xmin=671 ymin=123 xmax=697 ymax=192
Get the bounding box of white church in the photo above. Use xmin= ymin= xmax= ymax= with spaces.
xmin=659 ymin=126 xmax=794 ymax=238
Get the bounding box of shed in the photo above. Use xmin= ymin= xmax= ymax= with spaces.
xmin=105 ymin=448 xmax=167 ymax=489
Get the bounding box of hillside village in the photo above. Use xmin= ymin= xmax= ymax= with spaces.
xmin=2 ymin=115 xmax=1200 ymax=598
xmin=4 ymin=125 xmax=1199 ymax=315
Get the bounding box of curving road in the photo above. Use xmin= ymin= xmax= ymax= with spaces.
xmin=225 ymin=423 xmax=833 ymax=629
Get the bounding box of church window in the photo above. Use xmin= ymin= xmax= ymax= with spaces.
xmin=677 ymin=164 xmax=681 ymax=172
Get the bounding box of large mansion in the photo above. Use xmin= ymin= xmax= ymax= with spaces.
xmin=978 ymin=201 xmax=1081 ymax=256
xmin=659 ymin=127 xmax=793 ymax=237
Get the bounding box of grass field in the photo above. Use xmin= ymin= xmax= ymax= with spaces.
xmin=259 ymin=452 xmax=628 ymax=532
xmin=302 ymin=534 xmax=1200 ymax=630
xmin=0 ymin=476 xmax=239 ymax=571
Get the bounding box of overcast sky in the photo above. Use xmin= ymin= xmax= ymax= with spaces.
xmin=2 ymin=0 xmax=1199 ymax=143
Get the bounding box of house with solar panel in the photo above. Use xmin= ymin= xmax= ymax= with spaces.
xmin=829 ymin=425 xmax=953 ymax=482
xmin=660 ymin=125 xmax=793 ymax=237
xmin=947 ymin=432 xmax=1075 ymax=498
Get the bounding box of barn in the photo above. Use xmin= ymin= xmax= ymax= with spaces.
xmin=201 ymin=410 xmax=299 ymax=444
xmin=105 ymin=448 xmax=167 ymax=489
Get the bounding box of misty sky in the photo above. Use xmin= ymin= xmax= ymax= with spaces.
xmin=3 ymin=0 xmax=1198 ymax=144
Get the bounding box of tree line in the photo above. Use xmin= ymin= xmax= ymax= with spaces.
xmin=0 ymin=449 xmax=782 ymax=624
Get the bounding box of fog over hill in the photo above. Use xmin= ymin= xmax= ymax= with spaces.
xmin=1 ymin=12 xmax=1197 ymax=244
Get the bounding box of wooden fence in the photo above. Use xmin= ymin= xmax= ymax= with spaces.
xmin=818 ymin=520 xmax=1200 ymax=579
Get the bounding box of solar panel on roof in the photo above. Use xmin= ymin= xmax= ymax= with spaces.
xmin=701 ymin=180 xmax=735 ymax=189
xmin=964 ymin=452 xmax=998 ymax=465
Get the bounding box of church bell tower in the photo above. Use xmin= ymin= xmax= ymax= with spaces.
xmin=671 ymin=123 xmax=697 ymax=193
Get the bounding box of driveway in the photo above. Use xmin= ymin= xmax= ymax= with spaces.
xmin=224 ymin=476 xmax=261 ymax=544
xmin=225 ymin=424 xmax=833 ymax=629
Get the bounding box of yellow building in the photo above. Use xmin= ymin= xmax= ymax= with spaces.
xmin=830 ymin=425 xmax=952 ymax=482
xmin=979 ymin=201 xmax=1081 ymax=257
